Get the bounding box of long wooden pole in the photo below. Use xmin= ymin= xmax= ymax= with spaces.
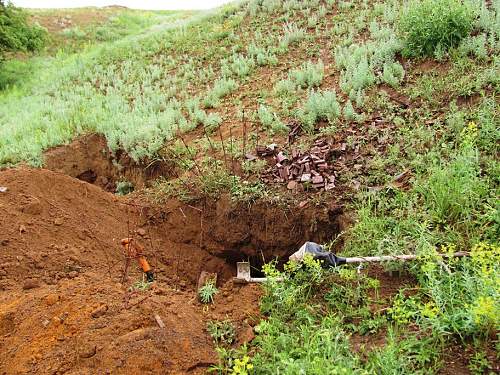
xmin=345 ymin=251 xmax=469 ymax=264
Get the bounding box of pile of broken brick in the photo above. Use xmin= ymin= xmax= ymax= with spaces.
xmin=255 ymin=139 xmax=336 ymax=191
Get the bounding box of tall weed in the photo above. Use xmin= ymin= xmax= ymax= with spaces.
xmin=399 ymin=0 xmax=476 ymax=57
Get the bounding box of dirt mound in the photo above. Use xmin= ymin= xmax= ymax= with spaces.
xmin=0 ymin=167 xmax=233 ymax=288
xmin=0 ymin=275 xmax=261 ymax=375
xmin=0 ymin=168 xmax=260 ymax=374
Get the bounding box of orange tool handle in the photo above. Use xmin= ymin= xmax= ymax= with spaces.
xmin=137 ymin=256 xmax=152 ymax=273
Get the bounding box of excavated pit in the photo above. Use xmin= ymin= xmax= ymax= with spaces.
xmin=40 ymin=133 xmax=348 ymax=283
xmin=0 ymin=166 xmax=346 ymax=289
xmin=140 ymin=195 xmax=346 ymax=282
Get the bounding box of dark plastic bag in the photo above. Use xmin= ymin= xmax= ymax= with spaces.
xmin=289 ymin=242 xmax=346 ymax=267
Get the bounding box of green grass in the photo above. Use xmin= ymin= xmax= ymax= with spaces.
xmin=29 ymin=8 xmax=190 ymax=53
xmin=207 ymin=320 xmax=237 ymax=346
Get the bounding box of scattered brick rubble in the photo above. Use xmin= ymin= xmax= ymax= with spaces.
xmin=255 ymin=139 xmax=336 ymax=191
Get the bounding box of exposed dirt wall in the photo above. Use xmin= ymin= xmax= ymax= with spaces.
xmin=43 ymin=134 xmax=173 ymax=192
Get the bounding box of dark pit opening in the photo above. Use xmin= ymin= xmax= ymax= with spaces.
xmin=76 ymin=169 xmax=97 ymax=184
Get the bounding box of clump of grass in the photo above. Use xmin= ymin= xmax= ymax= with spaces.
xmin=416 ymin=122 xmax=488 ymax=226
xmin=250 ymin=258 xmax=443 ymax=373
xmin=199 ymin=279 xmax=218 ymax=304
xmin=207 ymin=320 xmax=236 ymax=346
xmin=116 ymin=180 xmax=134 ymax=195
xmin=129 ymin=278 xmax=152 ymax=291
xmin=150 ymin=157 xmax=268 ymax=204
xmin=61 ymin=26 xmax=87 ymax=40
xmin=468 ymin=350 xmax=493 ymax=374
xmin=242 ymin=158 xmax=267 ymax=175
xmin=398 ymin=0 xmax=476 ymax=57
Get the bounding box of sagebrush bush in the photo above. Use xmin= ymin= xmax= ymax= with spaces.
xmin=257 ymin=104 xmax=289 ymax=134
xmin=202 ymin=77 xmax=238 ymax=108
xmin=280 ymin=23 xmax=306 ymax=50
xmin=343 ymin=100 xmax=355 ymax=121
xmin=223 ymin=54 xmax=255 ymax=78
xmin=290 ymin=60 xmax=324 ymax=88
xmin=297 ymin=89 xmax=340 ymax=132
xmin=398 ymin=0 xmax=476 ymax=57
xmin=274 ymin=78 xmax=295 ymax=96
xmin=257 ymin=104 xmax=275 ymax=128
xmin=247 ymin=43 xmax=278 ymax=66
xmin=382 ymin=61 xmax=405 ymax=87
xmin=457 ymin=34 xmax=488 ymax=60
xmin=335 ymin=16 xmax=404 ymax=101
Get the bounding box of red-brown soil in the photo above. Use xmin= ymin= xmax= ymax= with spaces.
xmin=0 ymin=168 xmax=262 ymax=374
xmin=42 ymin=134 xmax=347 ymax=262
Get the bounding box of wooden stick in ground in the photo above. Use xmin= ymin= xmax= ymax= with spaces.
xmin=229 ymin=125 xmax=235 ymax=176
xmin=218 ymin=127 xmax=228 ymax=171
xmin=154 ymin=313 xmax=166 ymax=329
xmin=163 ymin=149 xmax=197 ymax=195
xmin=121 ymin=210 xmax=132 ymax=283
xmin=203 ymin=128 xmax=216 ymax=155
xmin=180 ymin=135 xmax=205 ymax=178
xmin=256 ymin=122 xmax=260 ymax=153
xmin=146 ymin=229 xmax=159 ymax=277
xmin=199 ymin=213 xmax=203 ymax=249
xmin=184 ymin=204 xmax=204 ymax=250
xmin=255 ymin=103 xmax=259 ymax=152
xmin=175 ymin=123 xmax=204 ymax=178
xmin=242 ymin=108 xmax=247 ymax=157
xmin=121 ymin=257 xmax=130 ymax=284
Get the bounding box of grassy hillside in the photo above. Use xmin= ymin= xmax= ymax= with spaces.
xmin=1 ymin=0 xmax=499 ymax=373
